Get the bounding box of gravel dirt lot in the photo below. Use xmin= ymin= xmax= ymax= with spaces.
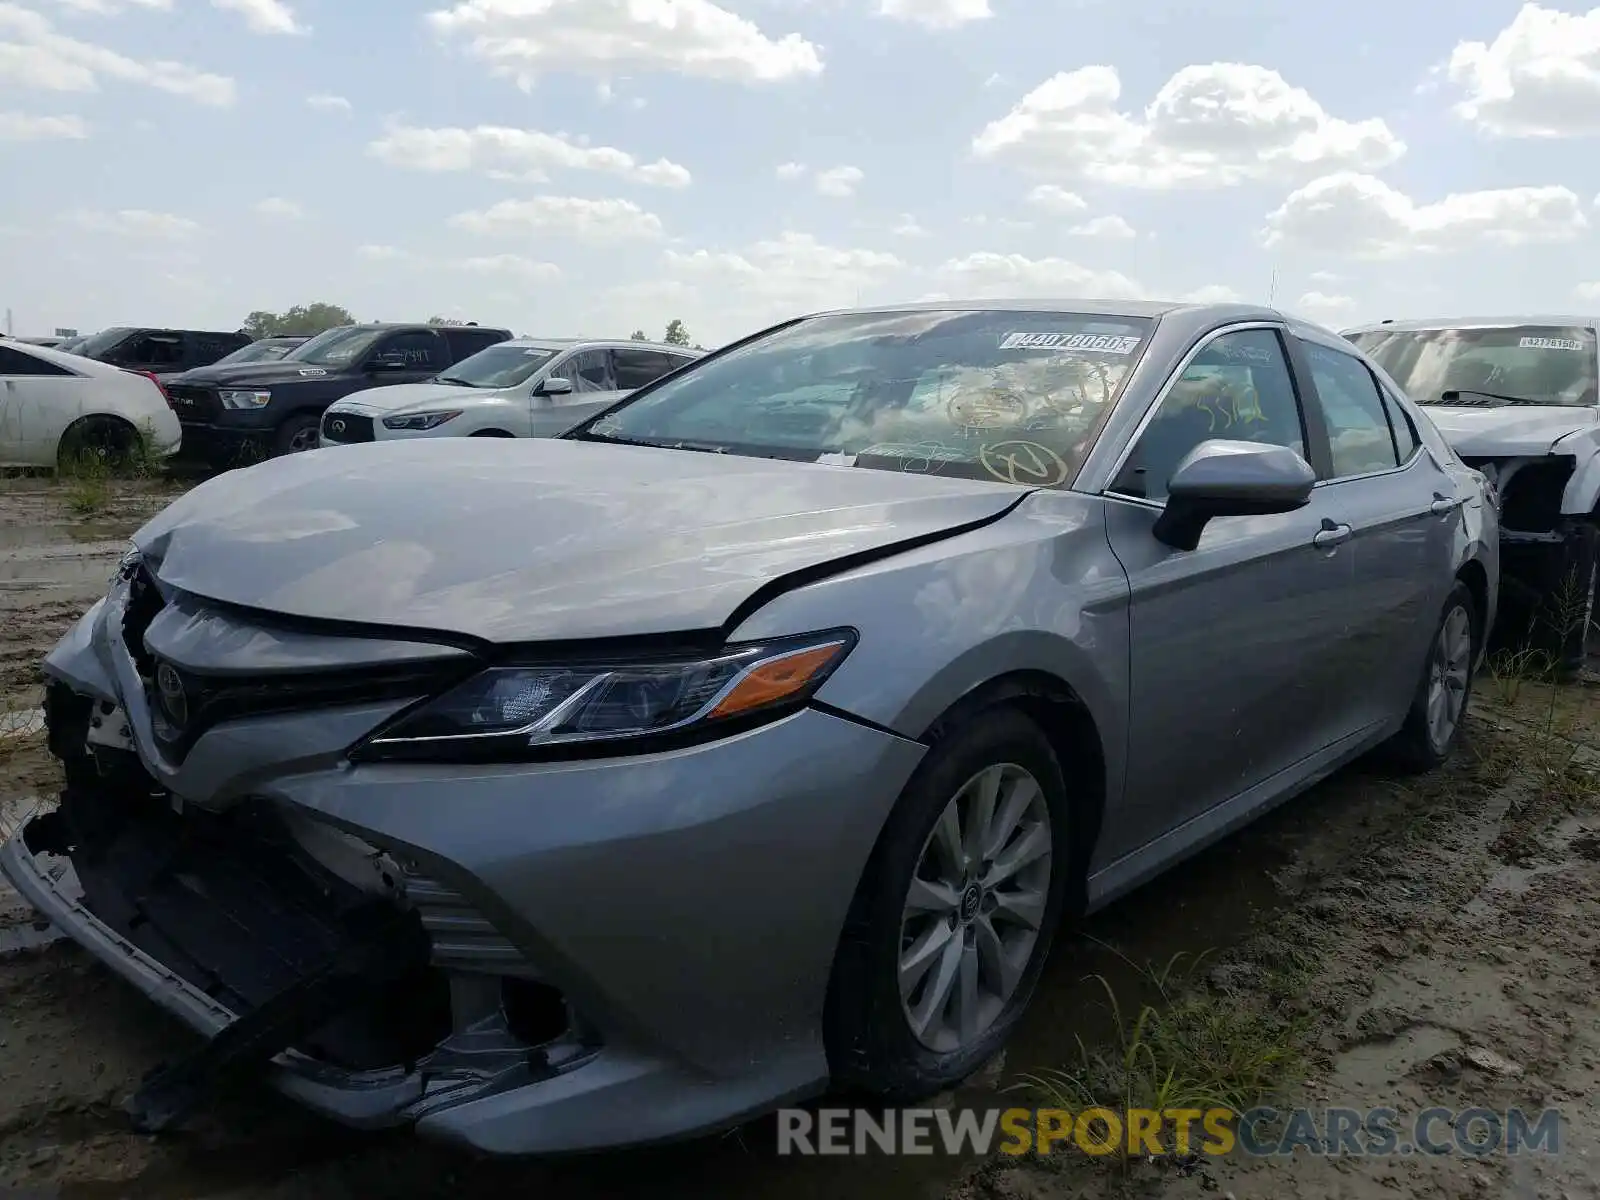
xmin=1 ymin=476 xmax=1596 ymax=1200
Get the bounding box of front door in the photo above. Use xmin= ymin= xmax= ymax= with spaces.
xmin=1098 ymin=325 xmax=1358 ymax=862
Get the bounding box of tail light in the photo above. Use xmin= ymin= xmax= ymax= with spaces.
xmin=124 ymin=369 xmax=170 ymax=403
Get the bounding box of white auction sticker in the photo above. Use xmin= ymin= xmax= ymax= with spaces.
xmin=1519 ymin=336 xmax=1585 ymax=351
xmin=999 ymin=332 xmax=1141 ymax=354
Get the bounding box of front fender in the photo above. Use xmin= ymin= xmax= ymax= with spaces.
xmin=1554 ymin=425 xmax=1600 ymax=514
xmin=726 ymin=489 xmax=1131 ymax=809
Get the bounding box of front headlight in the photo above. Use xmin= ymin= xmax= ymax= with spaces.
xmin=383 ymin=410 xmax=462 ymax=431
xmin=219 ymin=389 xmax=271 ymax=409
xmin=352 ymin=630 xmax=855 ymax=762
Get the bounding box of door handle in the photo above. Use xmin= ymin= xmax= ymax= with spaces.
xmin=1312 ymin=519 xmax=1353 ymax=549
xmin=1430 ymin=494 xmax=1461 ymax=515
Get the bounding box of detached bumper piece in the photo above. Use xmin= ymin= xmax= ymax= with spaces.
xmin=29 ymin=785 xmax=448 ymax=1134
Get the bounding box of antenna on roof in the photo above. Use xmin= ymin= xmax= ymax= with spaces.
xmin=1267 ymin=268 xmax=1279 ymax=309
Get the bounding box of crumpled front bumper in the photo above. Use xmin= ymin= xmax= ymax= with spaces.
xmin=2 ymin=584 xmax=929 ymax=1154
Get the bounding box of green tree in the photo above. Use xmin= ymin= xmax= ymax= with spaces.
xmin=663 ymin=319 xmax=691 ymax=347
xmin=629 ymin=329 xmax=647 ymax=340
xmin=241 ymin=303 xmax=356 ymax=339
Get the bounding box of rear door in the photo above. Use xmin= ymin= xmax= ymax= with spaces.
xmin=443 ymin=327 xmax=511 ymax=363
xmin=1100 ymin=323 xmax=1361 ymax=861
xmin=1292 ymin=335 xmax=1457 ymax=736
xmin=112 ymin=331 xmax=185 ymax=374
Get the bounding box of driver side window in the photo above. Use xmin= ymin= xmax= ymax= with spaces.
xmin=1111 ymin=328 xmax=1307 ymax=502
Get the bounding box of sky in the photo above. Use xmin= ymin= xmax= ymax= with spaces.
xmin=4 ymin=0 xmax=1600 ymax=347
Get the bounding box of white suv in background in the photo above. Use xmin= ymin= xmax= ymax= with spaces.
xmin=318 ymin=338 xmax=702 ymax=447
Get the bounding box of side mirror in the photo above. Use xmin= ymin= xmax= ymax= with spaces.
xmin=536 ymin=376 xmax=574 ymax=396
xmin=1152 ymin=439 xmax=1316 ymax=552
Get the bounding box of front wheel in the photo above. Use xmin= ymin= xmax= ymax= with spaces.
xmin=825 ymin=707 xmax=1072 ymax=1099
xmin=1384 ymin=581 xmax=1479 ymax=772
xmin=1535 ymin=520 xmax=1597 ymax=679
xmin=272 ymin=413 xmax=321 ymax=455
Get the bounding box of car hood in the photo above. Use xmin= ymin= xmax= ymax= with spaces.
xmin=330 ymin=381 xmax=480 ymax=413
xmin=165 ymin=361 xmax=351 ymax=387
xmin=131 ymin=438 xmax=1026 ymax=642
xmin=1423 ymin=404 xmax=1600 ymax=457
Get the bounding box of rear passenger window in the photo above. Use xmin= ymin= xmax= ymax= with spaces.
xmin=1384 ymin=389 xmax=1420 ymax=462
xmin=124 ymin=335 xmax=184 ymax=367
xmin=1301 ymin=342 xmax=1400 ymax=477
xmin=1113 ymin=328 xmax=1308 ymax=502
xmin=0 ymin=345 xmax=72 ymax=376
xmin=563 ymin=349 xmax=613 ymax=392
xmin=612 ymin=348 xmax=674 ymax=390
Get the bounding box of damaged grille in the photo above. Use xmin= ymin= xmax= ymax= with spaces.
xmin=117 ymin=564 xmax=471 ymax=762
xmin=1461 ymin=455 xmax=1574 ymax=533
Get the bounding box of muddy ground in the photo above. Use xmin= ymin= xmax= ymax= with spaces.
xmin=0 ymin=476 xmax=1596 ymax=1200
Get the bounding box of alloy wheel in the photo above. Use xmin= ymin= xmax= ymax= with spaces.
xmin=1426 ymin=604 xmax=1472 ymax=752
xmin=898 ymin=762 xmax=1053 ymax=1054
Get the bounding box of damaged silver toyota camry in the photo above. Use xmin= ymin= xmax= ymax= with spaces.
xmin=3 ymin=301 xmax=1498 ymax=1155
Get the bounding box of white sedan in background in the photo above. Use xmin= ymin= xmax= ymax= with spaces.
xmin=318 ymin=338 xmax=702 ymax=447
xmin=0 ymin=339 xmax=181 ymax=469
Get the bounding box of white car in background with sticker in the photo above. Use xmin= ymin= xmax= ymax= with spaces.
xmin=1343 ymin=316 xmax=1600 ymax=676
xmin=318 ymin=338 xmax=703 ymax=447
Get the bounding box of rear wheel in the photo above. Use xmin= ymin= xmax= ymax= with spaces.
xmin=57 ymin=416 xmax=137 ymax=472
xmin=825 ymin=707 xmax=1072 ymax=1099
xmin=1384 ymin=582 xmax=1479 ymax=772
xmin=273 ymin=413 xmax=321 ymax=455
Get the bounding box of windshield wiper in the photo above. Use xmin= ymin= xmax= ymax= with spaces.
xmin=571 ymin=429 xmax=728 ymax=453
xmin=1431 ymin=388 xmax=1549 ymax=407
xmin=434 ymin=375 xmax=477 ymax=387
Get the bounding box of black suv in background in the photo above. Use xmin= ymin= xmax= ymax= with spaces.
xmin=59 ymin=327 xmax=252 ymax=374
xmin=163 ymin=322 xmax=512 ymax=467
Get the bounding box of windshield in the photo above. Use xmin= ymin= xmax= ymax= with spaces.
xmin=579 ymin=309 xmax=1151 ymax=486
xmin=285 ymin=326 xmax=382 ymax=367
xmin=67 ymin=327 xmax=133 ymax=359
xmin=437 ymin=344 xmax=556 ymax=388
xmin=1347 ymin=325 xmax=1598 ymax=407
xmin=216 ymin=339 xmax=300 ymax=366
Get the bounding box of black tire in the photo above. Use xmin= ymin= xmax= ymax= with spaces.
xmin=1533 ymin=520 xmax=1597 ymax=680
xmin=1383 ymin=581 xmax=1480 ymax=773
xmin=470 ymin=429 xmax=515 ymax=437
xmin=57 ymin=416 xmax=137 ymax=471
xmin=825 ymin=706 xmax=1072 ymax=1099
xmin=272 ymin=412 xmax=321 ymax=456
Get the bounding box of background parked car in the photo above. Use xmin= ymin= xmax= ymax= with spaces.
xmin=162 ymin=321 xmax=513 ymax=466
xmin=57 ymin=327 xmax=251 ymax=376
xmin=2 ymin=300 xmax=1497 ymax=1154
xmin=1344 ymin=315 xmax=1600 ymax=675
xmin=11 ymin=335 xmax=67 ymax=349
xmin=0 ymin=338 xmax=181 ymax=468
xmin=319 ymin=338 xmax=702 ymax=446
xmin=157 ymin=334 xmax=310 ymax=382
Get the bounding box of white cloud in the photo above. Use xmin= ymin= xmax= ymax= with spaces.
xmin=1292 ymin=291 xmax=1358 ymax=323
xmin=775 ymin=161 xmax=807 ymax=179
xmin=1308 ymin=269 xmax=1342 ymax=284
xmin=64 ymin=208 xmax=201 ymax=239
xmin=425 ymin=0 xmax=823 ymax=86
xmin=875 ymin=0 xmax=991 ymax=29
xmin=0 ymin=3 xmax=234 ymax=104
xmin=1446 ymin=3 xmax=1600 ymax=137
xmin=211 ymin=0 xmax=304 ymax=34
xmin=1574 ymin=281 xmax=1600 ymax=301
xmin=357 ymin=244 xmax=409 ymax=261
xmin=454 ymin=254 xmax=562 ymax=283
xmin=1181 ymin=284 xmax=1243 ymax=303
xmin=448 ymin=195 xmax=666 ymax=241
xmin=306 ymin=92 xmax=351 ymax=112
xmin=1025 ymin=184 xmax=1088 ymax=213
xmin=368 ymin=125 xmax=691 ymax=188
xmin=1264 ymin=172 xmax=1588 ymax=258
xmin=1068 ymin=214 xmax=1136 ymax=239
xmin=253 ymin=197 xmax=305 ymax=220
xmin=0 ymin=110 xmax=86 ymax=139
xmin=42 ymin=0 xmax=171 ymax=12
xmin=937 ymin=252 xmax=1145 ymax=299
xmin=890 ymin=213 xmax=928 ymax=237
xmin=973 ymin=62 xmax=1404 ymax=188
xmin=814 ymin=164 xmax=864 ymax=197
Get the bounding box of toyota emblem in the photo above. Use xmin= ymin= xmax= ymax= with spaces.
xmin=330 ymin=419 xmax=346 ymax=435
xmin=155 ymin=662 xmax=188 ymax=728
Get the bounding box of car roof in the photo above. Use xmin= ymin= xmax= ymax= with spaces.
xmin=1342 ymin=315 xmax=1600 ymax=334
xmin=6 ymin=339 xmax=117 ymax=376
xmin=501 ymin=337 xmax=702 ymax=354
xmin=339 ymin=322 xmax=513 ymax=334
xmin=801 ymin=297 xmax=1283 ymax=321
